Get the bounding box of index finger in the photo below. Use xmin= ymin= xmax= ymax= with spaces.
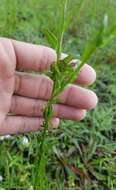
xmin=12 ymin=40 xmax=96 ymax=85
xmin=12 ymin=40 xmax=56 ymax=71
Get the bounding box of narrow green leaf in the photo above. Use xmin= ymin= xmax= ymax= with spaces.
xmin=44 ymin=30 xmax=58 ymax=49
xmin=63 ymin=54 xmax=73 ymax=64
xmin=111 ymin=26 xmax=116 ymax=35
xmin=101 ymin=25 xmax=116 ymax=48
xmin=81 ymin=27 xmax=103 ymax=64
xmin=108 ymin=25 xmax=116 ymax=37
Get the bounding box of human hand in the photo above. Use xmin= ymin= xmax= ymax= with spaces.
xmin=0 ymin=38 xmax=98 ymax=135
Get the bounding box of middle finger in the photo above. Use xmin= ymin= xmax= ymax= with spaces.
xmin=14 ymin=72 xmax=98 ymax=110
xmin=10 ymin=95 xmax=86 ymax=121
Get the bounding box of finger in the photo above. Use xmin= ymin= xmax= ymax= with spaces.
xmin=12 ymin=40 xmax=56 ymax=71
xmin=15 ymin=72 xmax=98 ymax=110
xmin=0 ymin=116 xmax=60 ymax=135
xmin=12 ymin=40 xmax=96 ymax=86
xmin=10 ymin=96 xmax=86 ymax=121
xmin=12 ymin=40 xmax=96 ymax=85
xmin=59 ymin=84 xmax=98 ymax=110
xmin=15 ymin=72 xmax=53 ymax=100
xmin=76 ymin=64 xmax=96 ymax=86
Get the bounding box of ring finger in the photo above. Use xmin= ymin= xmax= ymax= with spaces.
xmin=14 ymin=71 xmax=98 ymax=110
xmin=10 ymin=95 xmax=86 ymax=121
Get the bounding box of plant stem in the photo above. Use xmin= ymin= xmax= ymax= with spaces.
xmin=36 ymin=1 xmax=69 ymax=188
xmin=57 ymin=0 xmax=68 ymax=61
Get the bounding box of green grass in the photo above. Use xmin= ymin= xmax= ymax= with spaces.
xmin=0 ymin=0 xmax=116 ymax=189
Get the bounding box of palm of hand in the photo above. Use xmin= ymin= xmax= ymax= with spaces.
xmin=0 ymin=39 xmax=16 ymax=127
xmin=0 ymin=38 xmax=97 ymax=135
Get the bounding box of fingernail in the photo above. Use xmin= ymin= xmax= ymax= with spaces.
xmin=49 ymin=118 xmax=60 ymax=129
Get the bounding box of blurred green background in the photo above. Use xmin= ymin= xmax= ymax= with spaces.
xmin=0 ymin=0 xmax=116 ymax=189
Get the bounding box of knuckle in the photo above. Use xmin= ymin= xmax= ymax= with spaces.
xmin=37 ymin=75 xmax=53 ymax=100
xmin=15 ymin=74 xmax=22 ymax=93
xmin=64 ymin=85 xmax=73 ymax=104
xmin=54 ymin=104 xmax=60 ymax=117
xmin=11 ymin=96 xmax=17 ymax=113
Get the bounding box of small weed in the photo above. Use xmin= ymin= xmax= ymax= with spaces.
xmin=32 ymin=0 xmax=116 ymax=189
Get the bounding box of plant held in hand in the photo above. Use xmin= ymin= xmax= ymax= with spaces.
xmin=34 ymin=1 xmax=116 ymax=189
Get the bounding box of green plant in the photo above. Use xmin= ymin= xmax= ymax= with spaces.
xmin=32 ymin=0 xmax=116 ymax=189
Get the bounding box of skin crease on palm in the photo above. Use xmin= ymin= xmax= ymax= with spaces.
xmin=0 ymin=37 xmax=98 ymax=135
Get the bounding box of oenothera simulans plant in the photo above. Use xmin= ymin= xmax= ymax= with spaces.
xmin=34 ymin=0 xmax=116 ymax=188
